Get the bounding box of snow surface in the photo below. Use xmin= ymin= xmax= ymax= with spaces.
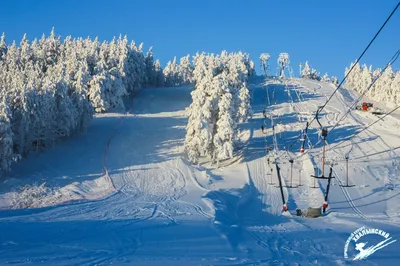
xmin=0 ymin=79 xmax=399 ymax=265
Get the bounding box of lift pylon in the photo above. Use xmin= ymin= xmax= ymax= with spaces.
xmin=311 ymin=128 xmax=329 ymax=179
xmin=310 ymin=165 xmax=319 ymax=188
xmin=300 ymin=122 xmax=309 ymax=153
xmin=284 ymin=159 xmax=298 ymax=188
xmin=322 ymin=166 xmax=335 ymax=213
xmin=275 ymin=163 xmax=288 ymax=212
xmin=339 ymin=155 xmax=355 ymax=187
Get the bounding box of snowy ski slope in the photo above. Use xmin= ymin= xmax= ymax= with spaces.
xmin=0 ymin=78 xmax=399 ymax=265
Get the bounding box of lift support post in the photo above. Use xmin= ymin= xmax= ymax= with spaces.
xmin=275 ymin=163 xmax=286 ymax=211
xmin=323 ymin=167 xmax=335 ymax=213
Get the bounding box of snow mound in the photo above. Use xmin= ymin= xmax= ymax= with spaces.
xmin=5 ymin=175 xmax=114 ymax=209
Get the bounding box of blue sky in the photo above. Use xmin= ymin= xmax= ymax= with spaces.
xmin=1 ymin=0 xmax=399 ymax=78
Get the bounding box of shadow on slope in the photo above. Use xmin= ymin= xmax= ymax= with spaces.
xmin=204 ymin=175 xmax=287 ymax=251
xmin=0 ymin=85 xmax=192 ymax=207
xmin=132 ymin=85 xmax=193 ymax=115
xmin=265 ymin=84 xmax=322 ymax=106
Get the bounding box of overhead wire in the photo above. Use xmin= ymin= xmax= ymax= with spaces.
xmin=307 ymin=1 xmax=400 ymax=128
xmin=301 ymin=104 xmax=400 ymax=162
xmin=328 ymin=49 xmax=400 ymax=135
xmin=278 ymin=0 xmax=400 ymax=161
xmin=346 ymin=146 xmax=400 ymax=162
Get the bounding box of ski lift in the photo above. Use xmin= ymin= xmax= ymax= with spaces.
xmin=312 ymin=107 xmax=330 ymax=179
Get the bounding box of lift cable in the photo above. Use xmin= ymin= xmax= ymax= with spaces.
xmin=302 ymin=104 xmax=400 ymax=162
xmin=328 ymin=49 xmax=400 ymax=135
xmin=304 ymin=1 xmax=400 ymax=129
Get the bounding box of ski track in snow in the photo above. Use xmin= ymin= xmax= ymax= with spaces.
xmin=1 ymin=79 xmax=400 ymax=264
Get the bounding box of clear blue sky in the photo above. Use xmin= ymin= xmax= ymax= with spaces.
xmin=1 ymin=0 xmax=399 ymax=78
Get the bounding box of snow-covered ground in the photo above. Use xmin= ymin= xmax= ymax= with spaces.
xmin=0 ymin=78 xmax=399 ymax=265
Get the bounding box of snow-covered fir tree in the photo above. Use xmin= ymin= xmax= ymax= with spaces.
xmin=301 ymin=61 xmax=311 ymax=78
xmin=0 ymin=33 xmax=7 ymax=59
xmin=331 ymin=76 xmax=339 ymax=85
xmin=321 ymin=73 xmax=330 ymax=82
xmin=301 ymin=61 xmax=321 ymax=81
xmin=0 ymin=96 xmax=15 ymax=171
xmin=237 ymin=83 xmax=251 ymax=122
xmin=163 ymin=57 xmax=181 ymax=86
xmin=390 ymin=72 xmax=400 ymax=104
xmin=213 ymin=74 xmax=236 ymax=162
xmin=0 ymin=29 xmax=161 ymax=171
xmin=153 ymin=59 xmax=164 ymax=87
xmin=144 ymin=46 xmax=155 ymax=86
xmin=344 ymin=61 xmax=400 ymax=105
xmin=185 ymin=51 xmax=254 ymax=164
xmin=179 ymin=54 xmax=194 ymax=84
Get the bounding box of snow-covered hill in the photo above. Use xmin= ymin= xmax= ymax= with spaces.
xmin=0 ymin=77 xmax=399 ymax=265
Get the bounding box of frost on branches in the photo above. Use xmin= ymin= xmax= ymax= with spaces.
xmin=300 ymin=61 xmax=337 ymax=85
xmin=300 ymin=61 xmax=321 ymax=81
xmin=260 ymin=53 xmax=271 ymax=77
xmin=184 ymin=51 xmax=254 ymax=164
xmin=345 ymin=61 xmax=400 ymax=105
xmin=163 ymin=54 xmax=194 ymax=87
xmin=278 ymin=53 xmax=290 ymax=77
xmin=213 ymin=75 xmax=236 ymax=161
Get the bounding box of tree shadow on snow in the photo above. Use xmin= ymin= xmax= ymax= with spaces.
xmin=1 ymin=85 xmax=192 ymax=197
xmin=130 ymin=85 xmax=193 ymax=115
xmin=264 ymin=84 xmax=322 ymax=106
xmin=103 ymin=115 xmax=188 ymax=170
xmin=204 ymin=176 xmax=288 ymax=251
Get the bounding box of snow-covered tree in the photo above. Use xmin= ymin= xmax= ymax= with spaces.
xmin=391 ymin=72 xmax=400 ymax=104
xmin=185 ymin=51 xmax=253 ymax=164
xmin=344 ymin=60 xmax=400 ymax=106
xmin=259 ymin=53 xmax=271 ymax=76
xmin=0 ymin=33 xmax=7 ymax=59
xmin=144 ymin=46 xmax=155 ymax=86
xmin=278 ymin=53 xmax=290 ymax=77
xmin=331 ymin=76 xmax=339 ymax=85
xmin=301 ymin=61 xmax=311 ymax=78
xmin=185 ymin=73 xmax=216 ymax=163
xmin=0 ymin=29 xmax=158 ymax=171
xmin=213 ymin=75 xmax=236 ymax=162
xmin=309 ymin=68 xmax=321 ymax=81
xmin=345 ymin=61 xmax=362 ymax=92
xmin=371 ymin=65 xmax=393 ymax=102
xmin=153 ymin=59 xmax=164 ymax=87
xmin=321 ymin=73 xmax=330 ymax=82
xmin=359 ymin=65 xmax=372 ymax=93
xmin=301 ymin=61 xmax=321 ymax=81
xmin=0 ymin=97 xmax=15 ymax=171
xmin=237 ymin=83 xmax=251 ymax=122
xmin=179 ymin=54 xmax=193 ymax=84
xmin=163 ymin=57 xmax=181 ymax=86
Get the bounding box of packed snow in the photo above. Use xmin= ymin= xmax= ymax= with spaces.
xmin=0 ymin=74 xmax=400 ymax=265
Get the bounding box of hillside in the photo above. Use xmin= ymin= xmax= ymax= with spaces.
xmin=0 ymin=76 xmax=399 ymax=265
